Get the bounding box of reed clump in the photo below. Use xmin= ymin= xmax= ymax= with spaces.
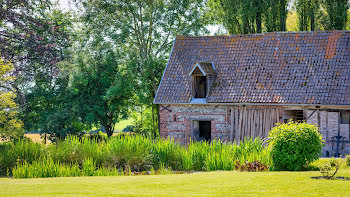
xmin=2 ymin=135 xmax=270 ymax=178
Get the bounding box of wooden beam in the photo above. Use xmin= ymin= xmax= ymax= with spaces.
xmin=230 ymin=106 xmax=234 ymax=142
xmin=306 ymin=110 xmax=317 ymax=120
xmin=235 ymin=106 xmax=240 ymax=144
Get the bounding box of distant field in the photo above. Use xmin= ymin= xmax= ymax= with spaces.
xmin=23 ymin=132 xmax=127 ymax=143
xmin=114 ymin=118 xmax=133 ymax=131
xmin=6 ymin=118 xmax=134 ymax=143
xmin=1 ymin=170 xmax=350 ymax=196
xmin=24 ymin=133 xmax=50 ymax=144
xmin=90 ymin=118 xmax=133 ymax=132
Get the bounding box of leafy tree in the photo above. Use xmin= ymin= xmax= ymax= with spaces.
xmin=0 ymin=0 xmax=72 ymax=93
xmin=1 ymin=1 xmax=77 ymax=140
xmin=347 ymin=9 xmax=350 ymax=30
xmin=22 ymin=69 xmax=86 ymax=142
xmin=70 ymin=49 xmax=134 ymax=137
xmin=263 ymin=0 xmax=288 ymax=32
xmin=0 ymin=55 xmax=23 ymax=140
xmin=131 ymin=106 xmax=156 ymax=137
xmin=76 ymin=0 xmax=209 ymax=135
xmin=207 ymin=0 xmax=288 ymax=34
xmin=296 ymin=0 xmax=320 ymax=31
xmin=324 ymin=0 xmax=349 ymax=30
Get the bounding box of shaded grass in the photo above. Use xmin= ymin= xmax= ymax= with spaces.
xmin=1 ymin=169 xmax=350 ymax=196
xmin=114 ymin=118 xmax=133 ymax=131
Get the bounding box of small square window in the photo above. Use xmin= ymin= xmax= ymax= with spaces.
xmin=341 ymin=112 xmax=349 ymax=124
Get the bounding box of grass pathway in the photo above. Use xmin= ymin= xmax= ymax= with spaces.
xmin=1 ymin=170 xmax=350 ymax=196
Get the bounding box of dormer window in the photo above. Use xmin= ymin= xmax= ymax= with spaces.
xmin=194 ymin=75 xmax=207 ymax=98
xmin=189 ymin=62 xmax=216 ymax=99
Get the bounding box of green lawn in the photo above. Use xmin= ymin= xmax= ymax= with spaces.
xmin=90 ymin=118 xmax=133 ymax=133
xmin=1 ymin=169 xmax=350 ymax=196
xmin=114 ymin=118 xmax=133 ymax=131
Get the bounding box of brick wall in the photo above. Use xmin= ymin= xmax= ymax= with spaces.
xmin=160 ymin=105 xmax=350 ymax=156
xmin=159 ymin=105 xmax=230 ymax=143
xmin=306 ymin=110 xmax=350 ymax=156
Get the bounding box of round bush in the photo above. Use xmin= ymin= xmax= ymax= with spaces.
xmin=268 ymin=121 xmax=324 ymax=171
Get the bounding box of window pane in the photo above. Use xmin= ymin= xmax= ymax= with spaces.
xmin=341 ymin=112 xmax=349 ymax=124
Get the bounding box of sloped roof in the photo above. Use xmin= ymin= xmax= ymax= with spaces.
xmin=154 ymin=31 xmax=350 ymax=105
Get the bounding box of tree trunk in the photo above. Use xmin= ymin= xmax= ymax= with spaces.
xmin=103 ymin=114 xmax=114 ymax=137
xmin=310 ymin=9 xmax=315 ymax=31
xmin=256 ymin=12 xmax=262 ymax=33
xmin=255 ymin=1 xmax=262 ymax=33
xmin=105 ymin=124 xmax=113 ymax=137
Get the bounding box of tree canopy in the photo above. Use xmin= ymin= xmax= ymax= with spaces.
xmin=0 ymin=0 xmax=349 ymax=140
xmin=0 ymin=55 xmax=23 ymax=140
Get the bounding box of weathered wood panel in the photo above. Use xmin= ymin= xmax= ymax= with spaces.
xmin=235 ymin=106 xmax=280 ymax=142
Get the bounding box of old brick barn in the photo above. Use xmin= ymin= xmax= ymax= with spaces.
xmin=154 ymin=31 xmax=350 ymax=157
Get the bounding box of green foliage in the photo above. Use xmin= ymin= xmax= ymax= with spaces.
xmin=0 ymin=138 xmax=45 ymax=176
xmin=81 ymin=158 xmax=95 ymax=176
xmin=263 ymin=0 xmax=288 ymax=32
xmin=0 ymin=0 xmax=72 ymax=84
xmin=70 ymin=50 xmax=134 ymax=137
xmin=296 ymin=0 xmax=320 ymax=31
xmin=1 ymin=1 xmax=74 ymax=139
xmin=286 ymin=11 xmax=299 ymax=31
xmin=23 ymin=72 xmax=87 ymax=142
xmin=12 ymin=159 xmax=81 ymax=179
xmin=108 ymin=135 xmax=152 ymax=171
xmin=324 ymin=0 xmax=349 ymax=30
xmin=268 ymin=121 xmax=324 ymax=171
xmin=78 ymin=0 xmax=209 ymax=136
xmin=346 ymin=155 xmax=350 ymax=167
xmin=207 ymin=0 xmax=288 ymax=34
xmin=1 ymin=135 xmax=272 ymax=178
xmin=0 ymin=55 xmax=24 ymax=140
xmin=131 ymin=106 xmax=157 ymax=137
xmin=318 ymin=157 xmax=342 ymax=179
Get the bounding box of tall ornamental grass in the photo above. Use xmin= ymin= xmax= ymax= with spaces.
xmin=0 ymin=138 xmax=45 ymax=175
xmin=2 ymin=135 xmax=270 ymax=178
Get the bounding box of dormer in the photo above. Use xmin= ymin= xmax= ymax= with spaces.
xmin=189 ymin=62 xmax=216 ymax=100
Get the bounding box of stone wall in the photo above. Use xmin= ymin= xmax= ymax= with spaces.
xmin=159 ymin=105 xmax=350 ymax=156
xmin=159 ymin=105 xmax=230 ymax=143
xmin=306 ymin=110 xmax=350 ymax=156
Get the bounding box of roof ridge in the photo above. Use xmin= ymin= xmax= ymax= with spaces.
xmin=176 ymin=30 xmax=350 ymax=38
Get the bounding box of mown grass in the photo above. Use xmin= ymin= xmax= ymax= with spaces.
xmin=1 ymin=169 xmax=350 ymax=196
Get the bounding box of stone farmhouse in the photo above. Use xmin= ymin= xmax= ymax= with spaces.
xmin=154 ymin=31 xmax=350 ymax=156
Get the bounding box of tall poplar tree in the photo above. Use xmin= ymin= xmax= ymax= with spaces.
xmin=296 ymin=0 xmax=319 ymax=31
xmin=207 ymin=0 xmax=288 ymax=34
xmin=324 ymin=0 xmax=348 ymax=30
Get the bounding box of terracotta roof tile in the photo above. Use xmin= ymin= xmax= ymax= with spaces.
xmin=154 ymin=31 xmax=350 ymax=105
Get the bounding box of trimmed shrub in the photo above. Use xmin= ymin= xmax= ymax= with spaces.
xmin=318 ymin=157 xmax=342 ymax=179
xmin=268 ymin=121 xmax=324 ymax=171
xmin=346 ymin=155 xmax=350 ymax=167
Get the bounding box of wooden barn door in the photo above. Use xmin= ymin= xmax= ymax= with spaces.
xmin=235 ymin=106 xmax=280 ymax=143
